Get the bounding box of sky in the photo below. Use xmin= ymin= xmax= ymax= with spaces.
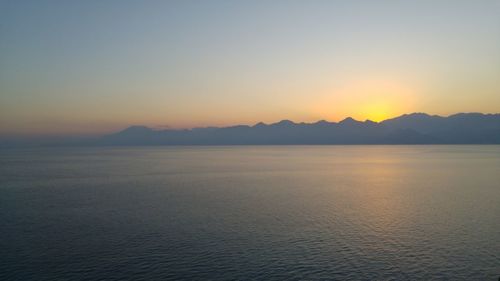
xmin=1 ymin=0 xmax=499 ymax=137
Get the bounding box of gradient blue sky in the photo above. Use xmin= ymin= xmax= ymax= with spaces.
xmin=1 ymin=0 xmax=499 ymax=136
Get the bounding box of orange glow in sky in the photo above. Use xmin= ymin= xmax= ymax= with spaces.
xmin=312 ymin=79 xmax=417 ymax=122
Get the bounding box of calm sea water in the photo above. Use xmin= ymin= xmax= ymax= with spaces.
xmin=1 ymin=146 xmax=499 ymax=280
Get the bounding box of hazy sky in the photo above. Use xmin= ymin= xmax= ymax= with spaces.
xmin=1 ymin=0 xmax=499 ymax=136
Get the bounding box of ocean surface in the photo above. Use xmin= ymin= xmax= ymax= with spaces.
xmin=1 ymin=145 xmax=499 ymax=280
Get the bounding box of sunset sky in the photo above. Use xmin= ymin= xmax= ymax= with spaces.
xmin=1 ymin=0 xmax=499 ymax=137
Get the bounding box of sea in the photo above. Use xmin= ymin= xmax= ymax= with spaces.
xmin=1 ymin=145 xmax=499 ymax=280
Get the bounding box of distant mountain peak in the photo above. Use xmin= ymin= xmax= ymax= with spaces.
xmin=315 ymin=120 xmax=331 ymax=125
xmin=119 ymin=125 xmax=152 ymax=133
xmin=273 ymin=120 xmax=295 ymax=126
xmin=406 ymin=112 xmax=430 ymax=117
xmin=108 ymin=125 xmax=154 ymax=139
xmin=382 ymin=112 xmax=442 ymax=124
xmin=449 ymin=112 xmax=485 ymax=118
xmin=339 ymin=117 xmax=360 ymax=124
xmin=253 ymin=122 xmax=267 ymax=128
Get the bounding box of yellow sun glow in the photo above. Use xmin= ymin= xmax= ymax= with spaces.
xmin=313 ymin=78 xmax=417 ymax=122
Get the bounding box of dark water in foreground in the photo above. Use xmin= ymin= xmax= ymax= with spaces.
xmin=1 ymin=146 xmax=499 ymax=280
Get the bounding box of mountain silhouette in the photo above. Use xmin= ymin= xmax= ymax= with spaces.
xmin=99 ymin=113 xmax=500 ymax=145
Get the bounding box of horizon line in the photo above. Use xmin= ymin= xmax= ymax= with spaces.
xmin=133 ymin=111 xmax=500 ymax=131
xmin=2 ymin=111 xmax=500 ymax=140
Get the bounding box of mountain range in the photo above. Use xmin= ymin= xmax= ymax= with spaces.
xmin=99 ymin=113 xmax=500 ymax=145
